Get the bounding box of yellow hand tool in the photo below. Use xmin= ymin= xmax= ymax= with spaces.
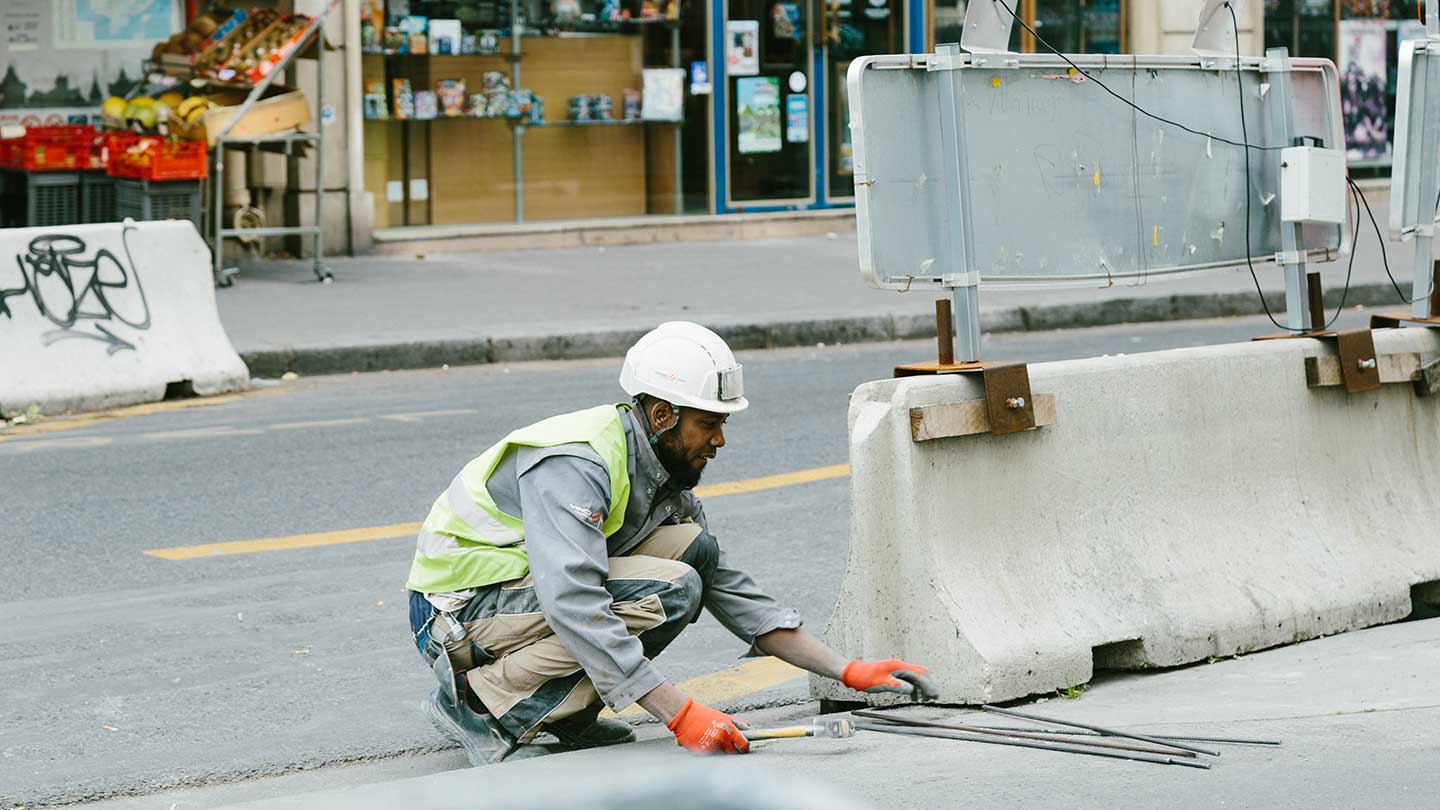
xmin=743 ymin=717 xmax=854 ymax=741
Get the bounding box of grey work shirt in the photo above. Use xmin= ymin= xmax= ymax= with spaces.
xmin=474 ymin=405 xmax=802 ymax=711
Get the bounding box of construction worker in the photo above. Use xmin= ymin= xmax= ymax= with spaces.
xmin=405 ymin=322 xmax=937 ymax=764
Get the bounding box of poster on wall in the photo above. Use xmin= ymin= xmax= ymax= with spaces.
xmin=52 ymin=0 xmax=180 ymax=49
xmin=736 ymin=75 xmax=780 ymax=154
xmin=1337 ymin=19 xmax=1388 ymax=161
xmin=726 ymin=20 xmax=759 ymax=77
xmin=0 ymin=0 xmax=181 ymax=127
xmin=785 ymin=93 xmax=807 ymax=143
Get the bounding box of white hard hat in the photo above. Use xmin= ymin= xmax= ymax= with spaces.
xmin=619 ymin=322 xmax=748 ymax=414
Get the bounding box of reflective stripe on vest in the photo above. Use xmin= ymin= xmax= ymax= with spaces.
xmin=405 ymin=404 xmax=632 ymax=594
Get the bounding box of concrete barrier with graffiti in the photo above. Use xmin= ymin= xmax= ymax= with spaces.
xmin=0 ymin=220 xmax=249 ymax=416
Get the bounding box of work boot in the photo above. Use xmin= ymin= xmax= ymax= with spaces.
xmin=421 ymin=687 xmax=517 ymax=766
xmin=542 ymin=708 xmax=637 ymax=749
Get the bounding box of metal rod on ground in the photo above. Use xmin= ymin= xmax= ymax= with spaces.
xmin=851 ymin=722 xmax=1212 ymax=770
xmin=851 ymin=710 xmax=1195 ymax=757
xmin=980 ymin=705 xmax=1221 ymax=757
xmin=862 ymin=704 xmax=1281 ymax=746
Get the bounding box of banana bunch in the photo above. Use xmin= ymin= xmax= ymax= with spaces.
xmin=177 ymin=96 xmax=217 ymax=124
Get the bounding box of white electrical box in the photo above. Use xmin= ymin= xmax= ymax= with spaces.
xmin=1280 ymin=145 xmax=1347 ymax=225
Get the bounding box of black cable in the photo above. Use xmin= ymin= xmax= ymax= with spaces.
xmin=1351 ymin=178 xmax=1430 ymax=304
xmin=1225 ymin=2 xmax=1314 ymax=332
xmin=989 ymin=0 xmax=1283 ymax=152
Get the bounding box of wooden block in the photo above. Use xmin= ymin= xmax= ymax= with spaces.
xmin=1304 ymin=353 xmax=1421 ymax=388
xmin=910 ymin=394 xmax=1057 ymax=442
xmin=1417 ymin=359 xmax=1440 ymax=398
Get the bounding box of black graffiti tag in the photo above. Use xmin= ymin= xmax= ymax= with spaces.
xmin=0 ymin=231 xmax=151 ymax=354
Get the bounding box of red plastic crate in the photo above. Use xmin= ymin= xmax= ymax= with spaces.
xmin=90 ymin=131 xmax=140 ymax=171
xmin=9 ymin=125 xmax=96 ymax=171
xmin=108 ymin=136 xmax=209 ymax=181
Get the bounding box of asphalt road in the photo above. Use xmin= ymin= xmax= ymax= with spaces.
xmin=0 ymin=311 xmax=1375 ymax=807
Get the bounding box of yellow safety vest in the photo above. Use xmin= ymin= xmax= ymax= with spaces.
xmin=405 ymin=404 xmax=632 ymax=593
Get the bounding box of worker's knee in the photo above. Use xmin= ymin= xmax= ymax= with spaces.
xmin=679 ymin=529 xmax=719 ymax=588
xmin=670 ymin=566 xmax=705 ymax=623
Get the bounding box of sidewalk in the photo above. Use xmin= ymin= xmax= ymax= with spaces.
xmin=104 ymin=614 xmax=1432 ymax=810
xmin=220 ymin=191 xmax=1426 ymax=377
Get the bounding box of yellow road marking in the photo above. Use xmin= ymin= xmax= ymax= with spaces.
xmin=603 ymin=657 xmax=807 ymax=719
xmin=0 ymin=435 xmax=114 ymax=453
xmin=145 ymin=522 xmax=423 ymax=561
xmin=693 ymin=464 xmax=850 ymax=498
xmin=143 ymin=426 xmax=265 ymax=441
xmin=0 ymin=390 xmax=279 ymax=443
xmin=381 ymin=409 xmax=478 ymax=422
xmin=143 ymin=463 xmax=853 ymax=560
xmin=270 ymin=417 xmax=371 ymax=430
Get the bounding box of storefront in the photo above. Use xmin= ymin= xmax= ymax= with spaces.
xmin=1264 ymin=0 xmax=1425 ymax=168
xmin=358 ymin=0 xmax=923 ymax=228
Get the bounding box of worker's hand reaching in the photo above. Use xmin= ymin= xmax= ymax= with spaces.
xmin=666 ymin=697 xmax=751 ymax=754
xmin=842 ymin=658 xmax=940 ymax=700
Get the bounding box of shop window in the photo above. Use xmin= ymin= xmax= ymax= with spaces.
xmin=1266 ymin=0 xmax=1423 ymax=168
xmin=359 ymin=0 xmax=710 ymax=226
xmin=931 ymin=1 xmax=1121 ymax=53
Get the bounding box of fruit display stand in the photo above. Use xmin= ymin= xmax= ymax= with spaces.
xmin=207 ymin=3 xmax=336 ymax=287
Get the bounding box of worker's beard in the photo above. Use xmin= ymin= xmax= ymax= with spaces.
xmin=655 ymin=430 xmax=705 ymax=490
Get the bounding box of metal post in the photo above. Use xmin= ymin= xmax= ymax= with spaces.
xmin=511 ymin=0 xmax=525 ymax=223
xmin=672 ymin=23 xmax=684 ymax=216
xmin=933 ymin=43 xmax=983 ymax=361
xmin=1413 ymin=235 xmax=1435 ymax=320
xmin=1307 ymin=271 xmax=1324 ymax=332
xmin=314 ymin=37 xmax=327 ymax=282
xmin=212 ymin=145 xmax=224 ymax=284
xmin=1410 ymin=38 xmax=1435 ymax=319
xmin=935 ymin=299 xmax=955 ymax=365
xmin=1264 ymin=47 xmax=1311 ymax=331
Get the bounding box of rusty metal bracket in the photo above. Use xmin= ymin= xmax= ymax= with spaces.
xmin=895 ymin=299 xmax=1047 ymax=439
xmin=1330 ymin=329 xmax=1383 ymax=393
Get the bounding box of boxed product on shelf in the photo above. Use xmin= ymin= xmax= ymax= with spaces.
xmin=400 ymin=15 xmax=428 ymax=54
xmin=414 ymin=91 xmax=438 ymax=120
xmin=383 ymin=26 xmax=407 ymax=53
xmin=364 ymin=80 xmax=390 ymax=119
xmin=392 ymin=79 xmax=415 ymax=119
xmin=429 ymin=19 xmax=461 ymax=55
xmin=436 ymin=80 xmax=466 ymax=117
xmin=170 ymin=85 xmax=312 ymax=145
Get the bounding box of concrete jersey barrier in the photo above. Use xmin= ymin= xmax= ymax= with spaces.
xmin=0 ymin=220 xmax=249 ymax=416
xmin=812 ymin=329 xmax=1440 ymax=706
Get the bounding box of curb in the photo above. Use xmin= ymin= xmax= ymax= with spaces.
xmin=238 ymin=283 xmax=1407 ymax=378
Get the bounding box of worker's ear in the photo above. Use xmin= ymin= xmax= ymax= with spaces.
xmin=648 ymin=399 xmax=678 ymax=431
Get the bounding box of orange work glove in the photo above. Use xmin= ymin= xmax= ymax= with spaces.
xmin=842 ymin=658 xmax=940 ymax=700
xmin=666 ymin=697 xmax=751 ymax=755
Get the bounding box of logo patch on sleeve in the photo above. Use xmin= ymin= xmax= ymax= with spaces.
xmin=565 ymin=503 xmax=604 ymax=525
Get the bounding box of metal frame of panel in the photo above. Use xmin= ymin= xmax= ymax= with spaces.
xmin=849 ymin=51 xmax=1350 ymax=297
xmin=1389 ymin=25 xmax=1440 ymax=318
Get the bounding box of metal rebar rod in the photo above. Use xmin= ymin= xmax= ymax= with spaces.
xmin=957 ymin=724 xmax=1282 ymax=747
xmin=851 ymin=722 xmax=1211 ymax=770
xmin=981 ymin=705 xmax=1221 ymax=758
xmin=851 ymin=710 xmax=1195 ymax=758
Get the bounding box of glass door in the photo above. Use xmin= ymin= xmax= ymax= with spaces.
xmin=726 ymin=0 xmax=813 ymax=204
xmin=822 ymin=0 xmax=904 ymax=199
